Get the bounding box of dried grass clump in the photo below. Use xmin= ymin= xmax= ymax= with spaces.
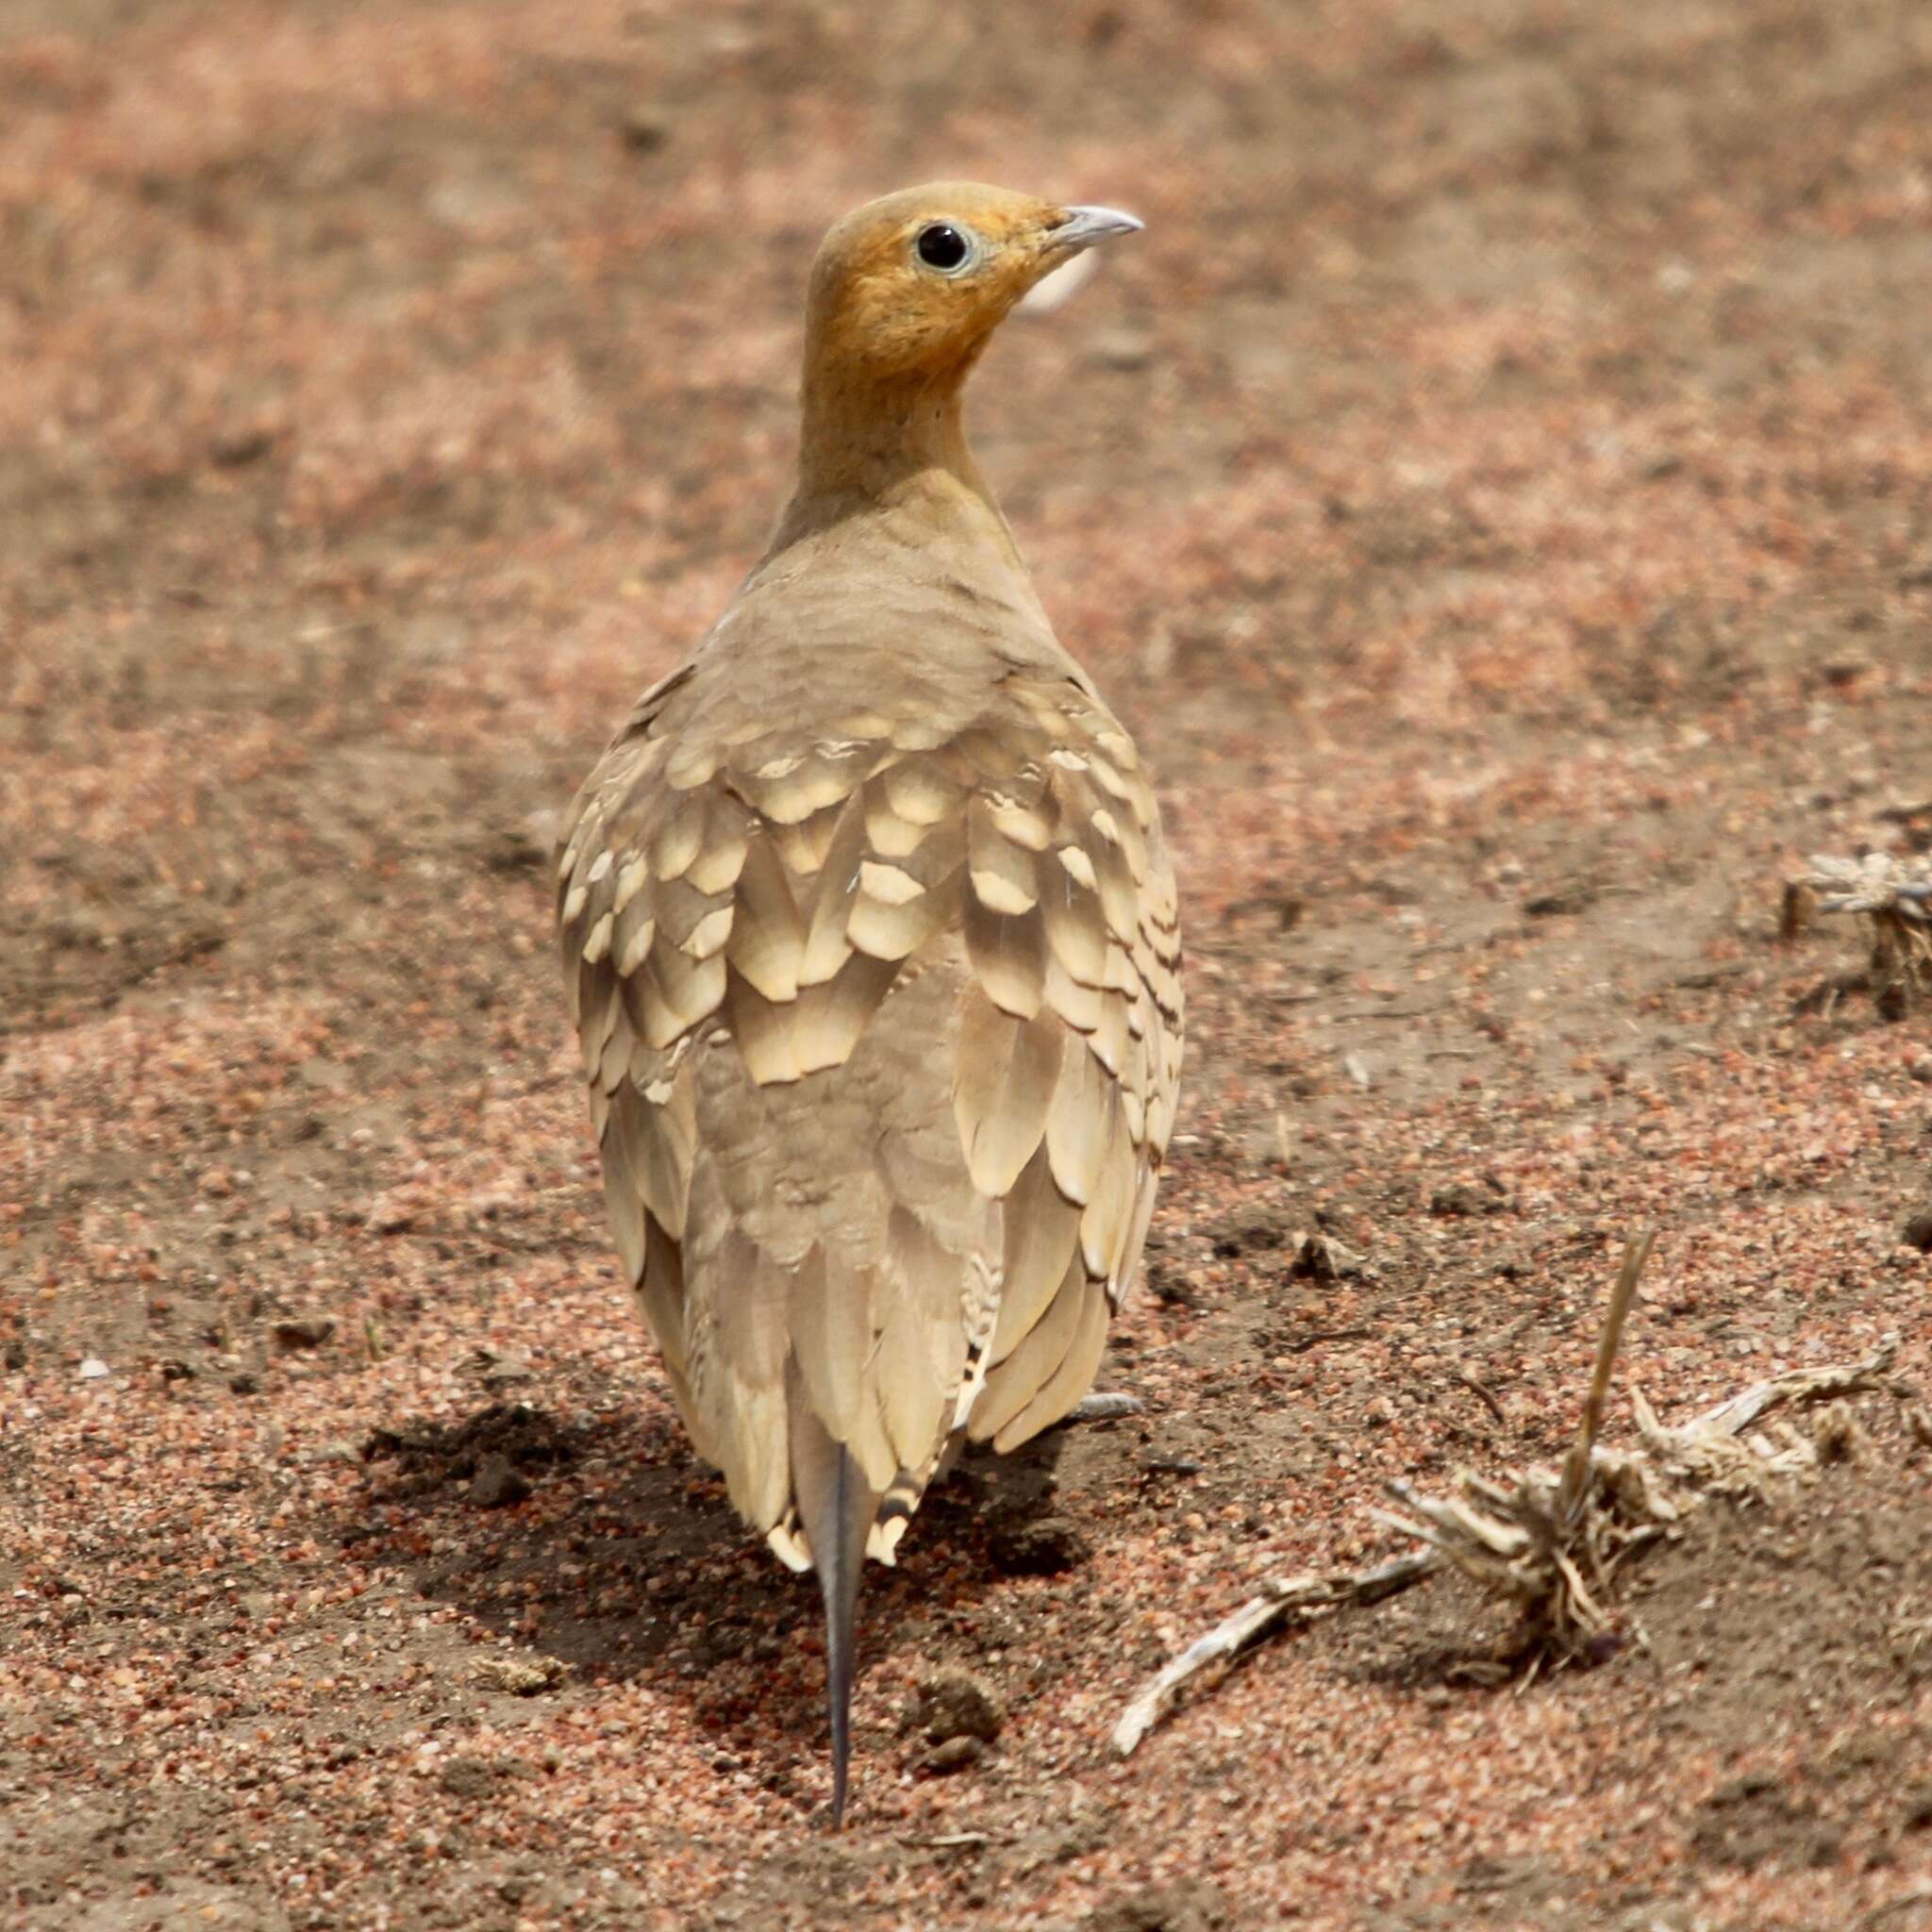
xmin=1378 ymin=1228 xmax=1897 ymax=1663
xmin=1800 ymin=853 xmax=1932 ymax=1016
xmin=1375 ymin=1232 xmax=1657 ymax=1661
xmin=1114 ymin=1232 xmax=1902 ymax=1751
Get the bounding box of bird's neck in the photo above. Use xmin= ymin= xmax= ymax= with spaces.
xmin=767 ymin=354 xmax=1026 ymax=575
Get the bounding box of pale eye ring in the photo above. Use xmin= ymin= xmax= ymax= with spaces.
xmin=914 ymin=221 xmax=978 ymax=275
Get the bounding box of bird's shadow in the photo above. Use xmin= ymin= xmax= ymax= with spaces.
xmin=330 ymin=1393 xmax=1096 ymax=1790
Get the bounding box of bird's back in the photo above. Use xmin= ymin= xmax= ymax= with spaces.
xmin=559 ymin=497 xmax=1181 ymax=1557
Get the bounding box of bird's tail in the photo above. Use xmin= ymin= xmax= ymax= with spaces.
xmin=788 ymin=1373 xmax=882 ymax=1828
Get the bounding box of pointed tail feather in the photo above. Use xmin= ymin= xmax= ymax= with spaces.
xmin=788 ymin=1372 xmax=882 ymax=1828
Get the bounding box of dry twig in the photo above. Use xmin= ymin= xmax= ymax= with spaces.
xmin=1859 ymin=1886 xmax=1932 ymax=1928
xmin=1619 ymin=1336 xmax=1897 ymax=1500
xmin=1110 ymin=1553 xmax=1437 ymax=1757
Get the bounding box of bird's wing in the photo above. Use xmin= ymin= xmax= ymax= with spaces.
xmin=557 ymin=658 xmax=1183 ymax=1544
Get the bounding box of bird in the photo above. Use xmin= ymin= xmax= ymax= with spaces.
xmin=555 ymin=182 xmax=1184 ymax=1825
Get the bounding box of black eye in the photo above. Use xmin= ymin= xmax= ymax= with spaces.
xmin=915 ymin=223 xmax=973 ymax=272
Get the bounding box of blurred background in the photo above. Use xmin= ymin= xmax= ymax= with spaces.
xmin=4 ymin=3 xmax=1931 ymax=1926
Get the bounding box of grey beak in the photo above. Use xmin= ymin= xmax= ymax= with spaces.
xmin=1048 ymin=205 xmax=1145 ymax=255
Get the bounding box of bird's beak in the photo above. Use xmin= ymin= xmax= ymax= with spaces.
xmin=1045 ymin=205 xmax=1145 ymax=257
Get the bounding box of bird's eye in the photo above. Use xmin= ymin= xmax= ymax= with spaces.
xmin=914 ymin=222 xmax=975 ymax=274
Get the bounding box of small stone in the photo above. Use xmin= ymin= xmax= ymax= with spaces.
xmin=480 ymin=824 xmax=546 ymax=874
xmin=1710 ymin=1769 xmax=1777 ymax=1805
xmin=619 ymin=108 xmax=670 ymax=153
xmin=208 ymin=425 xmax=274 ymax=468
xmin=918 ymin=1668 xmax=1006 ymax=1744
xmin=227 ymin=1373 xmax=258 ymax=1395
xmin=470 ymin=1454 xmax=533 ymax=1507
xmin=1907 ymin=1053 xmax=1932 ymax=1084
xmin=1088 ymin=325 xmax=1154 ymax=371
xmin=77 ymin=1357 xmax=109 ymax=1380
xmin=1429 ymin=1178 xmax=1507 ymax=1218
xmin=988 ymin=1516 xmax=1090 ymax=1577
xmin=1524 ymin=881 xmax=1596 ymax=917
xmin=1291 ymin=1231 xmax=1371 ymax=1282
xmin=438 ymin=1757 xmax=501 ymax=1801
xmin=1210 ymin=1202 xmax=1295 ymax=1258
xmin=472 ymin=1656 xmax=566 ymax=1695
xmin=924 ymin=1736 xmax=983 ymax=1775
xmin=1067 ymin=1391 xmax=1143 ymax=1423
xmin=1087 ymin=1877 xmax=1232 ymax=1932
xmin=271 ymin=1316 xmax=337 ymax=1353
xmin=1902 ymin=1208 xmax=1932 ymax=1254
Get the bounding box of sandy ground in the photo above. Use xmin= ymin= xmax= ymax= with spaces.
xmin=4 ymin=1 xmax=1932 ymax=1927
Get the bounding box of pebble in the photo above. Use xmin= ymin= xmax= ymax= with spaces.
xmin=438 ymin=1758 xmax=501 ymax=1801
xmin=1087 ymin=325 xmax=1154 ymax=371
xmin=924 ymin=1737 xmax=984 ymax=1775
xmin=271 ymin=1316 xmax=337 ymax=1352
xmin=472 ymin=1657 xmax=565 ymax=1696
xmin=988 ymin=1516 xmax=1090 ymax=1577
xmin=470 ymin=1454 xmax=533 ymax=1507
xmin=1069 ymin=1391 xmax=1144 ymax=1422
xmin=919 ymin=1668 xmax=1007 ymax=1744
xmin=1292 ymin=1231 xmax=1371 ymax=1282
xmin=620 ymin=108 xmax=671 ymax=154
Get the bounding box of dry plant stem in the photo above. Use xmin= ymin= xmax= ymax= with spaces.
xmin=1648 ymin=1336 xmax=1898 ymax=1443
xmin=1557 ymin=1228 xmax=1656 ymax=1526
xmin=1110 ymin=1552 xmax=1438 ymax=1757
xmin=1372 ymin=1231 xmax=1663 ymax=1655
xmin=1859 ymin=1886 xmax=1932 ymax=1928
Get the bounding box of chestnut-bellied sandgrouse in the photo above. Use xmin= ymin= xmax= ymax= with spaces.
xmin=556 ymin=183 xmax=1184 ymax=1824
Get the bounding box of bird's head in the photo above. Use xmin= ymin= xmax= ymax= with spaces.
xmin=803 ymin=181 xmax=1142 ymax=391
